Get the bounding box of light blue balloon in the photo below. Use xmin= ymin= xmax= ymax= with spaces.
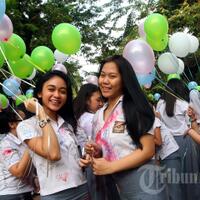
xmin=154 ymin=93 xmax=161 ymax=101
xmin=2 ymin=78 xmax=20 ymax=96
xmin=188 ymin=81 xmax=198 ymax=91
xmin=136 ymin=68 xmax=156 ymax=86
xmin=0 ymin=0 xmax=6 ymax=21
xmin=25 ymin=88 xmax=34 ymax=96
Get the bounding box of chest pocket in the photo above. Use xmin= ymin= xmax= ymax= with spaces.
xmin=112 ymin=121 xmax=126 ymax=133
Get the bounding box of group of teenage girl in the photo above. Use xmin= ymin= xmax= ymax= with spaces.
xmin=0 ymin=55 xmax=200 ymax=200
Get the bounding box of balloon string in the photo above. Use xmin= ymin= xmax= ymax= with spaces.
xmin=0 ymin=68 xmax=8 ymax=79
xmin=9 ymin=104 xmax=24 ymax=121
xmin=4 ymin=40 xmax=19 ymax=50
xmin=186 ymin=64 xmax=194 ymax=80
xmin=154 ymin=76 xmax=184 ymax=101
xmin=194 ymin=53 xmax=200 ymax=73
xmin=0 ymin=82 xmax=25 ymax=102
xmin=0 ymin=68 xmax=35 ymax=88
xmin=24 ymin=56 xmax=46 ymax=73
xmin=182 ymin=71 xmax=190 ymax=82
xmin=0 ymin=44 xmax=15 ymax=75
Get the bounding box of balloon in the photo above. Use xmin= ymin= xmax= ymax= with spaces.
xmin=54 ymin=49 xmax=68 ymax=63
xmin=3 ymin=33 xmax=26 ymax=61
xmin=9 ymin=54 xmax=34 ymax=79
xmin=123 ymin=39 xmax=155 ymax=74
xmin=138 ymin=18 xmax=146 ymax=38
xmin=136 ymin=68 xmax=155 ymax=86
xmin=52 ymin=23 xmax=81 ymax=55
xmin=26 ymin=68 xmax=36 ymax=80
xmin=144 ymin=83 xmax=152 ymax=89
xmin=169 ymin=32 xmax=190 ymax=58
xmin=154 ymin=93 xmax=161 ymax=101
xmin=26 ymin=88 xmax=34 ymax=99
xmin=157 ymin=52 xmax=179 ymax=74
xmin=0 ymin=14 xmax=13 ymax=41
xmin=167 ymin=74 xmax=181 ymax=81
xmin=146 ymin=34 xmax=168 ymax=51
xmin=187 ymin=34 xmax=199 ymax=53
xmin=0 ymin=42 xmax=4 ymax=68
xmin=52 ymin=63 xmax=67 ymax=74
xmin=15 ymin=95 xmax=27 ymax=106
xmin=195 ymin=86 xmax=200 ymax=91
xmin=188 ymin=81 xmax=198 ymax=91
xmin=10 ymin=75 xmax=21 ymax=85
xmin=31 ymin=46 xmax=54 ymax=72
xmin=147 ymin=93 xmax=154 ymax=101
xmin=144 ymin=13 xmax=168 ymax=39
xmin=2 ymin=78 xmax=20 ymax=96
xmin=85 ymin=75 xmax=98 ymax=85
xmin=176 ymin=59 xmax=184 ymax=74
xmin=0 ymin=0 xmax=6 ymax=22
xmin=0 ymin=93 xmax=9 ymax=109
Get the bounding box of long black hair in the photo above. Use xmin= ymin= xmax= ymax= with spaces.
xmin=98 ymin=55 xmax=155 ymax=148
xmin=163 ymin=78 xmax=189 ymax=117
xmin=73 ymin=83 xmax=100 ymax=120
xmin=33 ymin=70 xmax=77 ymax=133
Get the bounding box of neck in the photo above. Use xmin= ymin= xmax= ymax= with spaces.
xmin=107 ymin=95 xmax=121 ymax=110
xmin=43 ymin=107 xmax=58 ymax=121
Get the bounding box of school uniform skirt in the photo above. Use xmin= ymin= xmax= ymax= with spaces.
xmin=112 ymin=160 xmax=168 ymax=200
xmin=40 ymin=183 xmax=89 ymax=200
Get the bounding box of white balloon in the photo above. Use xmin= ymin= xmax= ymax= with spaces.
xmin=138 ymin=18 xmax=146 ymax=38
xmin=54 ymin=49 xmax=68 ymax=63
xmin=26 ymin=68 xmax=37 ymax=80
xmin=85 ymin=75 xmax=98 ymax=86
xmin=187 ymin=34 xmax=199 ymax=53
xmin=157 ymin=52 xmax=179 ymax=74
xmin=52 ymin=63 xmax=67 ymax=74
xmin=169 ymin=32 xmax=190 ymax=57
xmin=177 ymin=59 xmax=184 ymax=74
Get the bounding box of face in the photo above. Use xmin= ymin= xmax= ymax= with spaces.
xmin=87 ymin=91 xmax=103 ymax=113
xmin=98 ymin=61 xmax=123 ymax=100
xmin=38 ymin=76 xmax=67 ymax=115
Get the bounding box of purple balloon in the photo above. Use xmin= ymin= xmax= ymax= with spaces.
xmin=123 ymin=39 xmax=155 ymax=74
xmin=52 ymin=63 xmax=67 ymax=74
xmin=0 ymin=14 xmax=13 ymax=41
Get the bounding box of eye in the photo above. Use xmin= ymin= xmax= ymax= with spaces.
xmin=48 ymin=88 xmax=54 ymax=92
xmin=60 ymin=90 xmax=67 ymax=95
xmin=99 ymin=73 xmax=105 ymax=78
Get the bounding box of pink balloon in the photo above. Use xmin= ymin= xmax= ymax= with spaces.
xmin=52 ymin=63 xmax=67 ymax=74
xmin=123 ymin=39 xmax=155 ymax=74
xmin=85 ymin=75 xmax=98 ymax=85
xmin=138 ymin=18 xmax=146 ymax=38
xmin=0 ymin=14 xmax=13 ymax=41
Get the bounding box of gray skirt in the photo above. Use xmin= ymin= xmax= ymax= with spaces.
xmin=112 ymin=160 xmax=168 ymax=200
xmin=40 ymin=183 xmax=89 ymax=200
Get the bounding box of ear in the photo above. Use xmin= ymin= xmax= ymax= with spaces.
xmin=37 ymin=92 xmax=42 ymax=98
xmin=8 ymin=122 xmax=16 ymax=129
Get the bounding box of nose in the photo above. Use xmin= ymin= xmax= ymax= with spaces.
xmin=102 ymin=76 xmax=109 ymax=84
xmin=53 ymin=90 xmax=60 ymax=97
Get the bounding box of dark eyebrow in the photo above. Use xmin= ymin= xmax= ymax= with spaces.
xmin=47 ymin=85 xmax=67 ymax=90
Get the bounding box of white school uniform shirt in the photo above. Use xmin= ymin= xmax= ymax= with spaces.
xmin=156 ymin=99 xmax=190 ymax=136
xmin=189 ymin=89 xmax=200 ymax=123
xmin=17 ymin=115 xmax=86 ymax=196
xmin=79 ymin=112 xmax=94 ymax=139
xmin=153 ymin=117 xmax=179 ymax=160
xmin=0 ymin=133 xmax=33 ymax=195
xmin=92 ymin=96 xmax=154 ymax=161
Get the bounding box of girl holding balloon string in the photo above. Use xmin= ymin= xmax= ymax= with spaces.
xmin=80 ymin=55 xmax=168 ymax=200
xmin=16 ymin=70 xmax=89 ymax=200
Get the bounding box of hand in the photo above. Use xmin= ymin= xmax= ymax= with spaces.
xmin=92 ymin=157 xmax=115 ymax=175
xmin=85 ymin=142 xmax=102 ymax=158
xmin=79 ymin=154 xmax=92 ymax=167
xmin=24 ymin=98 xmax=40 ymax=113
xmin=187 ymin=106 xmax=196 ymax=120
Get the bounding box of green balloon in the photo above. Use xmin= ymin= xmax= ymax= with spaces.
xmin=31 ymin=46 xmax=54 ymax=72
xmin=146 ymin=34 xmax=168 ymax=51
xmin=0 ymin=93 xmax=9 ymax=109
xmin=144 ymin=13 xmax=168 ymax=39
xmin=3 ymin=33 xmax=26 ymax=61
xmin=9 ymin=54 xmax=34 ymax=79
xmin=52 ymin=23 xmax=81 ymax=55
xmin=195 ymin=86 xmax=200 ymax=91
xmin=0 ymin=42 xmax=5 ymax=68
xmin=15 ymin=95 xmax=27 ymax=106
xmin=147 ymin=93 xmax=154 ymax=101
xmin=167 ymin=74 xmax=181 ymax=81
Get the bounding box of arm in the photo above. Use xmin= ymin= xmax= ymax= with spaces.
xmin=92 ymin=134 xmax=155 ymax=175
xmin=9 ymin=149 xmax=31 ymax=178
xmin=18 ymin=99 xmax=61 ymax=161
xmin=187 ymin=128 xmax=200 ymax=144
xmin=154 ymin=127 xmax=162 ymax=146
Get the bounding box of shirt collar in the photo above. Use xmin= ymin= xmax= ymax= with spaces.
xmin=103 ymin=95 xmax=123 ymax=110
xmin=7 ymin=133 xmax=22 ymax=145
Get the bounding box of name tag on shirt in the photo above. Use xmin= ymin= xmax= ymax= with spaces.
xmin=112 ymin=121 xmax=125 ymax=133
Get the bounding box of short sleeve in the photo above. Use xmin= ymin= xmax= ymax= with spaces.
xmin=17 ymin=119 xmax=38 ymax=142
xmin=0 ymin=141 xmax=20 ymax=169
